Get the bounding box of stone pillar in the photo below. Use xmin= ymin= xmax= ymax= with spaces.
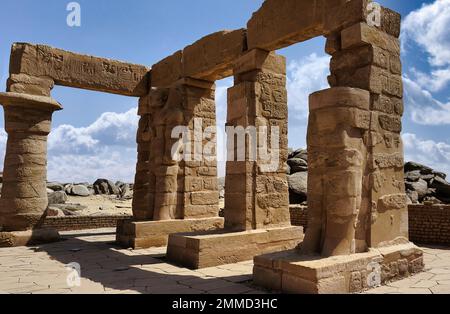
xmin=225 ymin=49 xmax=291 ymax=231
xmin=166 ymin=50 xmax=302 ymax=268
xmin=138 ymin=79 xmax=219 ymax=221
xmin=302 ymin=87 xmax=370 ymax=257
xmin=253 ymin=5 xmax=423 ymax=294
xmin=0 ymin=92 xmax=61 ymax=232
xmin=329 ymin=18 xmax=408 ymax=248
xmin=179 ymin=79 xmax=220 ymax=219
xmin=118 ymin=78 xmax=223 ymax=249
xmin=131 ymin=93 xmax=158 ymax=221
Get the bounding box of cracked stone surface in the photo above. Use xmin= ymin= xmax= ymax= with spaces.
xmin=363 ymin=246 xmax=450 ymax=294
xmin=0 ymin=228 xmax=448 ymax=294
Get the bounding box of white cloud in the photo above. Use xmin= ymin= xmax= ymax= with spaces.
xmin=45 ymin=107 xmax=139 ymax=183
xmin=403 ymin=133 xmax=450 ymax=177
xmin=403 ymin=0 xmax=450 ymax=92
xmin=287 ymin=53 xmax=330 ymax=121
xmin=0 ymin=108 xmax=139 ymax=183
xmin=403 ymin=75 xmax=450 ymax=125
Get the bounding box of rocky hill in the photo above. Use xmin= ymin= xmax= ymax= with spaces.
xmin=287 ymin=148 xmax=450 ymax=205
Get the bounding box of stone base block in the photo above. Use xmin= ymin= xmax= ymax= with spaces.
xmin=116 ymin=217 xmax=224 ymax=249
xmin=166 ymin=226 xmax=304 ymax=269
xmin=253 ymin=241 xmax=424 ymax=294
xmin=0 ymin=228 xmax=60 ymax=247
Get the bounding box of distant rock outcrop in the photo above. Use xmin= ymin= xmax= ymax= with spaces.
xmin=286 ymin=149 xmax=450 ymax=205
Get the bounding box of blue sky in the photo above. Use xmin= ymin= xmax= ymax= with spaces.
xmin=0 ymin=0 xmax=449 ymax=182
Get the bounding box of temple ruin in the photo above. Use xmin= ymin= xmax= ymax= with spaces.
xmin=0 ymin=0 xmax=424 ymax=294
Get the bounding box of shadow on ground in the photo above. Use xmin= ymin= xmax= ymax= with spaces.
xmin=32 ymin=230 xmax=266 ymax=294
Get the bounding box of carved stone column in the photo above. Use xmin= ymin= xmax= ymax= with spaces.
xmin=0 ymin=92 xmax=61 ymax=245
xmin=117 ymin=79 xmax=223 ymax=249
xmin=166 ymin=50 xmax=303 ymax=269
xmin=225 ymin=49 xmax=291 ymax=231
xmin=302 ymin=87 xmax=370 ymax=257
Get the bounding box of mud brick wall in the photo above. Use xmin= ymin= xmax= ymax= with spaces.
xmin=290 ymin=205 xmax=450 ymax=246
xmin=409 ymin=205 xmax=450 ymax=245
xmin=289 ymin=205 xmax=308 ymax=229
xmin=41 ymin=215 xmax=133 ymax=231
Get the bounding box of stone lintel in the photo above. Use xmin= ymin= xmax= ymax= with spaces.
xmin=116 ymin=217 xmax=224 ymax=249
xmin=166 ymin=226 xmax=304 ymax=269
xmin=183 ymin=29 xmax=247 ymax=82
xmin=10 ymin=43 xmax=150 ymax=97
xmin=253 ymin=242 xmax=424 ymax=294
xmin=247 ymin=0 xmax=368 ymax=51
xmin=0 ymin=92 xmax=62 ymax=111
xmin=151 ymin=50 xmax=183 ymax=88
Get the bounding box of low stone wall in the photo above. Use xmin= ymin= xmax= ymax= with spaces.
xmin=408 ymin=204 xmax=450 ymax=245
xmin=289 ymin=205 xmax=308 ymax=229
xmin=41 ymin=215 xmax=133 ymax=231
xmin=290 ymin=204 xmax=450 ymax=246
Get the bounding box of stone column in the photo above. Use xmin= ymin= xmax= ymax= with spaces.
xmin=131 ymin=79 xmax=219 ymax=222
xmin=180 ymin=79 xmax=219 ymax=219
xmin=0 ymin=92 xmax=62 ymax=232
xmin=303 ymin=87 xmax=370 ymax=257
xmin=131 ymin=94 xmax=155 ymax=221
xmin=301 ymin=11 xmax=407 ymax=256
xmin=329 ymin=17 xmax=408 ymax=248
xmin=225 ymin=49 xmax=291 ymax=231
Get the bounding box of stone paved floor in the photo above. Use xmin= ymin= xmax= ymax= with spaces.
xmin=0 ymin=228 xmax=449 ymax=294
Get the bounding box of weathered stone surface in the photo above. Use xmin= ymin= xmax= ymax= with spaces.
xmin=247 ymin=0 xmax=366 ymax=51
xmin=47 ymin=191 xmax=68 ymax=205
xmin=0 ymin=229 xmax=60 ymax=248
xmin=70 ymin=185 xmax=90 ymax=197
xmin=324 ymin=0 xmax=369 ymax=34
xmin=309 ymin=87 xmax=370 ymax=111
xmin=233 ymin=49 xmax=286 ymax=76
xmin=380 ymin=6 xmax=402 ymax=38
xmin=167 ymin=226 xmax=303 ymax=269
xmin=116 ymin=217 xmax=224 ymax=249
xmin=247 ymin=0 xmax=326 ymax=51
xmin=93 ymin=179 xmax=120 ymax=195
xmin=288 ymin=172 xmax=308 ymax=198
xmin=183 ymin=29 xmax=246 ymax=81
xmin=341 ymin=23 xmax=400 ymax=54
xmin=7 ymin=74 xmax=54 ymax=96
xmin=0 ymin=93 xmax=60 ymax=232
xmin=287 ymin=158 xmax=308 ymax=174
xmin=9 ymin=43 xmax=149 ymax=96
xmin=254 ymin=242 xmax=423 ymax=294
xmin=151 ymin=50 xmax=183 ymax=88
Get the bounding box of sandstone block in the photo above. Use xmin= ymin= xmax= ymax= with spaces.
xmin=7 ymin=74 xmax=54 ymax=96
xmin=381 ymin=6 xmax=401 ymax=38
xmin=190 ymin=192 xmax=219 ymax=206
xmin=341 ymin=23 xmax=400 ymax=54
xmin=9 ymin=43 xmax=149 ymax=96
xmin=325 ymin=34 xmax=341 ymax=55
xmin=247 ymin=0 xmax=326 ymax=51
xmin=234 ymin=49 xmax=286 ymax=76
xmin=324 ymin=0 xmax=368 ymax=34
xmin=151 ymin=50 xmax=183 ymax=87
xmin=183 ymin=29 xmax=246 ymax=81
xmin=309 ymin=87 xmax=370 ymax=112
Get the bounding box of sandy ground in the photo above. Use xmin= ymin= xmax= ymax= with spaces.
xmin=62 ymin=195 xmax=225 ymax=217
xmin=65 ymin=195 xmax=132 ymax=216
